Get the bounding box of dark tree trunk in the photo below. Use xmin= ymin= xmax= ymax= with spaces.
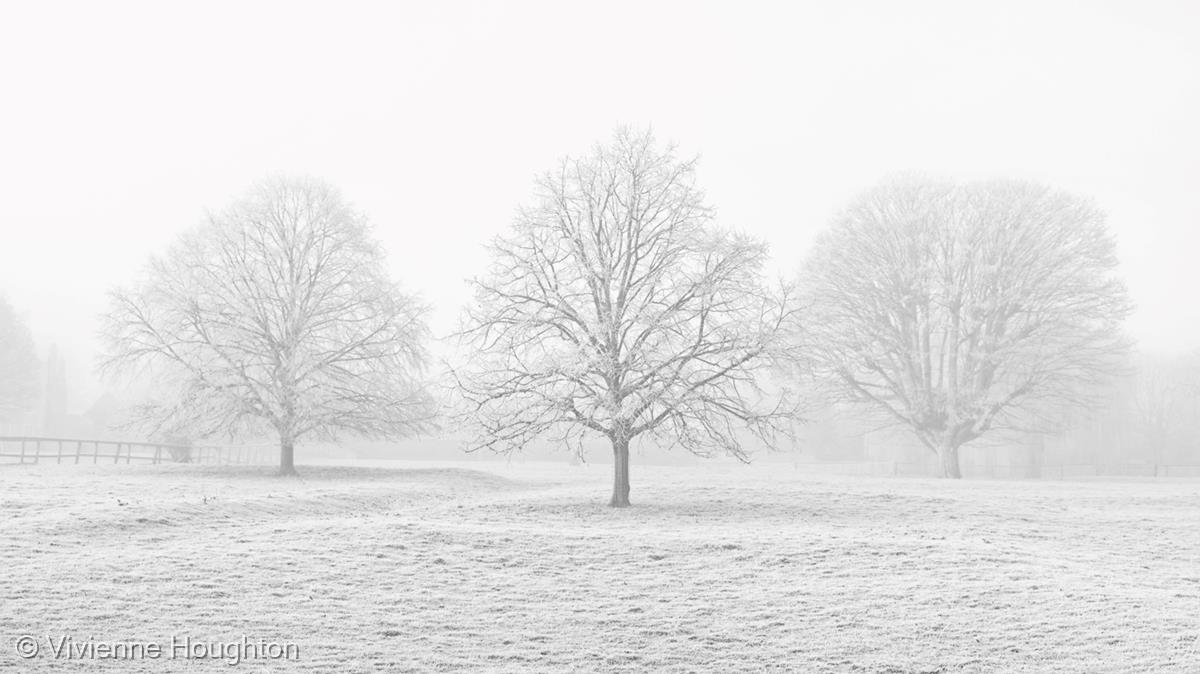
xmin=279 ymin=439 xmax=298 ymax=476
xmin=609 ymin=437 xmax=631 ymax=507
xmin=939 ymin=440 xmax=962 ymax=479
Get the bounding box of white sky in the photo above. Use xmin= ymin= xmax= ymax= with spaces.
xmin=2 ymin=0 xmax=1198 ymax=413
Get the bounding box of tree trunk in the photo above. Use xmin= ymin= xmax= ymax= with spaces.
xmin=1025 ymin=434 xmax=1044 ymax=479
xmin=939 ymin=440 xmax=962 ymax=479
xmin=279 ymin=439 xmax=298 ymax=476
xmin=609 ymin=437 xmax=631 ymax=507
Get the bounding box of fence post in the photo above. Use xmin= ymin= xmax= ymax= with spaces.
xmin=153 ymin=445 xmax=162 ymax=465
xmin=114 ymin=443 xmax=120 ymax=464
xmin=34 ymin=439 xmax=40 ymax=464
xmin=76 ymin=441 xmax=82 ymax=464
xmin=94 ymin=441 xmax=99 ymax=464
xmin=57 ymin=440 xmax=64 ymax=464
xmin=126 ymin=444 xmax=132 ymax=464
xmin=19 ymin=439 xmax=26 ymax=464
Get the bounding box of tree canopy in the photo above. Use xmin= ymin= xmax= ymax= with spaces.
xmin=0 ymin=296 xmax=40 ymax=426
xmin=454 ymin=129 xmax=800 ymax=505
xmin=801 ymin=177 xmax=1131 ymax=477
xmin=101 ymin=177 xmax=436 ymax=474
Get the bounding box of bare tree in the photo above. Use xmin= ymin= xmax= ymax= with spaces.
xmin=0 ymin=296 xmax=40 ymax=426
xmin=101 ymin=177 xmax=436 ymax=474
xmin=453 ymin=129 xmax=800 ymax=506
xmin=1127 ymin=351 xmax=1200 ymax=469
xmin=801 ymin=177 xmax=1131 ymax=478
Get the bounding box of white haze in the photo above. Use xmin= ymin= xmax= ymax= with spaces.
xmin=1 ymin=0 xmax=1197 ymax=413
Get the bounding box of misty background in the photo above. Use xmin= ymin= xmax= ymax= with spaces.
xmin=1 ymin=0 xmax=1197 ymax=446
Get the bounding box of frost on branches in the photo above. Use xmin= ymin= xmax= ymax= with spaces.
xmin=453 ymin=129 xmax=802 ymax=506
xmin=802 ymin=177 xmax=1131 ymax=477
xmin=100 ymin=177 xmax=436 ymax=474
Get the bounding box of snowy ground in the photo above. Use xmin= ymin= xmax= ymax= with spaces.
xmin=2 ymin=459 xmax=1199 ymax=672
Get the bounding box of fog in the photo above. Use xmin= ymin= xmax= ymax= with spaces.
xmin=6 ymin=4 xmax=1200 ymax=671
xmin=2 ymin=0 xmax=1198 ymax=416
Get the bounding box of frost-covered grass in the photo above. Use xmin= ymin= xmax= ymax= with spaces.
xmin=2 ymin=459 xmax=1199 ymax=672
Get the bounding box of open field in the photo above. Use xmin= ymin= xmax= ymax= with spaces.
xmin=2 ymin=459 xmax=1199 ymax=673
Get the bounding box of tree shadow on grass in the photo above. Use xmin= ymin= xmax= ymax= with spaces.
xmin=488 ymin=488 xmax=962 ymax=529
xmin=153 ymin=463 xmax=539 ymax=490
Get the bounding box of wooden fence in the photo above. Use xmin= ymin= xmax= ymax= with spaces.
xmin=0 ymin=436 xmax=276 ymax=466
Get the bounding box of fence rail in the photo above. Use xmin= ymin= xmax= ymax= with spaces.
xmin=0 ymin=436 xmax=275 ymax=466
